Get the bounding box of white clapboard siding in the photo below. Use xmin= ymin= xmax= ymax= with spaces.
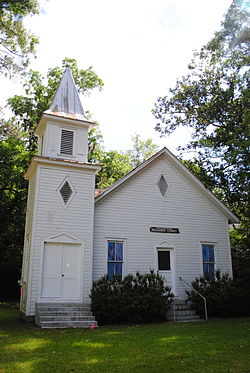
xmin=27 ymin=164 xmax=96 ymax=315
xmin=94 ymin=154 xmax=232 ymax=298
xmin=20 ymin=173 xmax=37 ymax=313
xmin=43 ymin=121 xmax=88 ymax=162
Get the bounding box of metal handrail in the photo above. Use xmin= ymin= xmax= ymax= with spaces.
xmin=179 ymin=276 xmax=208 ymax=321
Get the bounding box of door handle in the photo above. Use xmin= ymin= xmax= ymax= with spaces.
xmin=62 ymin=274 xmax=64 ymax=277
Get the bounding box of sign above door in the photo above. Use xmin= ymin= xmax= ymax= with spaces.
xmin=150 ymin=227 xmax=180 ymax=234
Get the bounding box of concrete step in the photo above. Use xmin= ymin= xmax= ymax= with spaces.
xmin=167 ymin=309 xmax=196 ymax=317
xmin=36 ymin=302 xmax=91 ymax=307
xmin=167 ymin=299 xmax=202 ymax=322
xmin=167 ymin=314 xmax=201 ymax=322
xmin=170 ymin=303 xmax=193 ymax=310
xmin=35 ymin=302 xmax=97 ymax=329
xmin=172 ymin=299 xmax=187 ymax=305
xmin=40 ymin=320 xmax=98 ymax=329
xmin=39 ymin=316 xmax=95 ymax=321
xmin=37 ymin=306 xmax=91 ymax=312
xmin=39 ymin=311 xmax=93 ymax=316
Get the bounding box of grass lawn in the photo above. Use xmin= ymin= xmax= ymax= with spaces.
xmin=0 ymin=303 xmax=250 ymax=373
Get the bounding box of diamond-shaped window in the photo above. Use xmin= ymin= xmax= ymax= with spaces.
xmin=157 ymin=175 xmax=168 ymax=197
xmin=59 ymin=180 xmax=73 ymax=205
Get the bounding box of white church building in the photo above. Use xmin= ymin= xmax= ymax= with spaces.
xmin=20 ymin=67 xmax=238 ymax=327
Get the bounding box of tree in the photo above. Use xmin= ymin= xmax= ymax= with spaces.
xmin=153 ymin=0 xmax=249 ymax=277
xmin=181 ymin=159 xmax=218 ymax=192
xmin=0 ymin=0 xmax=39 ymax=76
xmin=206 ymin=0 xmax=250 ymax=62
xmin=87 ymin=125 xmax=105 ymax=164
xmin=126 ymin=134 xmax=159 ymax=168
xmin=95 ymin=135 xmax=159 ymax=189
xmin=0 ymin=137 xmax=29 ymax=300
xmin=96 ymin=150 xmax=133 ymax=189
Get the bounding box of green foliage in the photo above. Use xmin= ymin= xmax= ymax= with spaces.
xmin=0 ymin=138 xmax=29 ymax=299
xmin=90 ymin=271 xmax=174 ymax=325
xmin=229 ymin=220 xmax=250 ymax=315
xmin=94 ymin=134 xmax=159 ymax=189
xmin=96 ymin=150 xmax=133 ymax=189
xmin=181 ymin=159 xmax=218 ymax=191
xmin=206 ymin=0 xmax=250 ymax=64
xmin=126 ymin=134 xmax=159 ymax=168
xmin=88 ymin=126 xmax=105 ymax=163
xmin=186 ymin=270 xmax=236 ymax=317
xmin=0 ymin=0 xmax=39 ymax=76
xmin=186 ymin=269 xmax=250 ymax=317
xmin=230 ymin=219 xmax=250 ymax=278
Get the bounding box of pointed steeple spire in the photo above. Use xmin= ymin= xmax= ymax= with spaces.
xmin=45 ymin=66 xmax=91 ymax=122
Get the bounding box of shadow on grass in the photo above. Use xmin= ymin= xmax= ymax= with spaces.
xmin=0 ymin=303 xmax=250 ymax=373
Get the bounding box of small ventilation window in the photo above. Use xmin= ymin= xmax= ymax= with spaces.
xmin=60 ymin=129 xmax=74 ymax=155
xmin=157 ymin=175 xmax=168 ymax=196
xmin=59 ymin=181 xmax=73 ymax=205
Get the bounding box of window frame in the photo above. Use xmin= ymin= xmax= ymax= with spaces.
xmin=59 ymin=180 xmax=73 ymax=205
xmin=201 ymin=243 xmax=216 ymax=279
xmin=106 ymin=239 xmax=126 ymax=279
xmin=57 ymin=176 xmax=75 ymax=208
xmin=155 ymin=172 xmax=169 ymax=200
xmin=157 ymin=249 xmax=171 ymax=271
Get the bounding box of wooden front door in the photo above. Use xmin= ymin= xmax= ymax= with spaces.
xmin=41 ymin=243 xmax=81 ymax=299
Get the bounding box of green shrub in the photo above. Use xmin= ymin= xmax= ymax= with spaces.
xmin=90 ymin=271 xmax=174 ymax=325
xmin=186 ymin=270 xmax=239 ymax=318
xmin=232 ymin=267 xmax=250 ymax=316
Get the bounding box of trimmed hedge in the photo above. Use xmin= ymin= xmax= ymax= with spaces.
xmin=90 ymin=271 xmax=174 ymax=325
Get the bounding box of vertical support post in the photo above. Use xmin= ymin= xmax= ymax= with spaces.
xmin=173 ymin=298 xmax=176 ymax=322
xmin=204 ymin=298 xmax=208 ymax=321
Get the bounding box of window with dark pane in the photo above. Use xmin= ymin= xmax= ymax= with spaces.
xmin=158 ymin=250 xmax=170 ymax=270
xmin=107 ymin=241 xmax=124 ymax=279
xmin=60 ymin=129 xmax=74 ymax=155
xmin=202 ymin=244 xmax=215 ymax=279
xmin=60 ymin=181 xmax=73 ymax=204
xmin=157 ymin=175 xmax=168 ymax=196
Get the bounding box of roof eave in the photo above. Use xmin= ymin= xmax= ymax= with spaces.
xmin=34 ymin=113 xmax=96 ymax=137
xmin=25 ymin=156 xmax=101 ymax=180
xmin=95 ymin=147 xmax=239 ymax=224
xmin=95 ymin=148 xmax=167 ymax=202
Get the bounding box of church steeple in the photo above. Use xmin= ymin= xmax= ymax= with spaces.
xmin=44 ymin=66 xmax=89 ymax=122
xmin=35 ymin=67 xmax=95 ymax=163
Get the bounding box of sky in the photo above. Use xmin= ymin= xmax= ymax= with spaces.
xmin=0 ymin=0 xmax=232 ymax=154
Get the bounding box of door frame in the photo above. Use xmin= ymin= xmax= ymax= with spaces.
xmin=38 ymin=233 xmax=84 ymax=302
xmin=155 ymin=240 xmax=177 ymax=295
